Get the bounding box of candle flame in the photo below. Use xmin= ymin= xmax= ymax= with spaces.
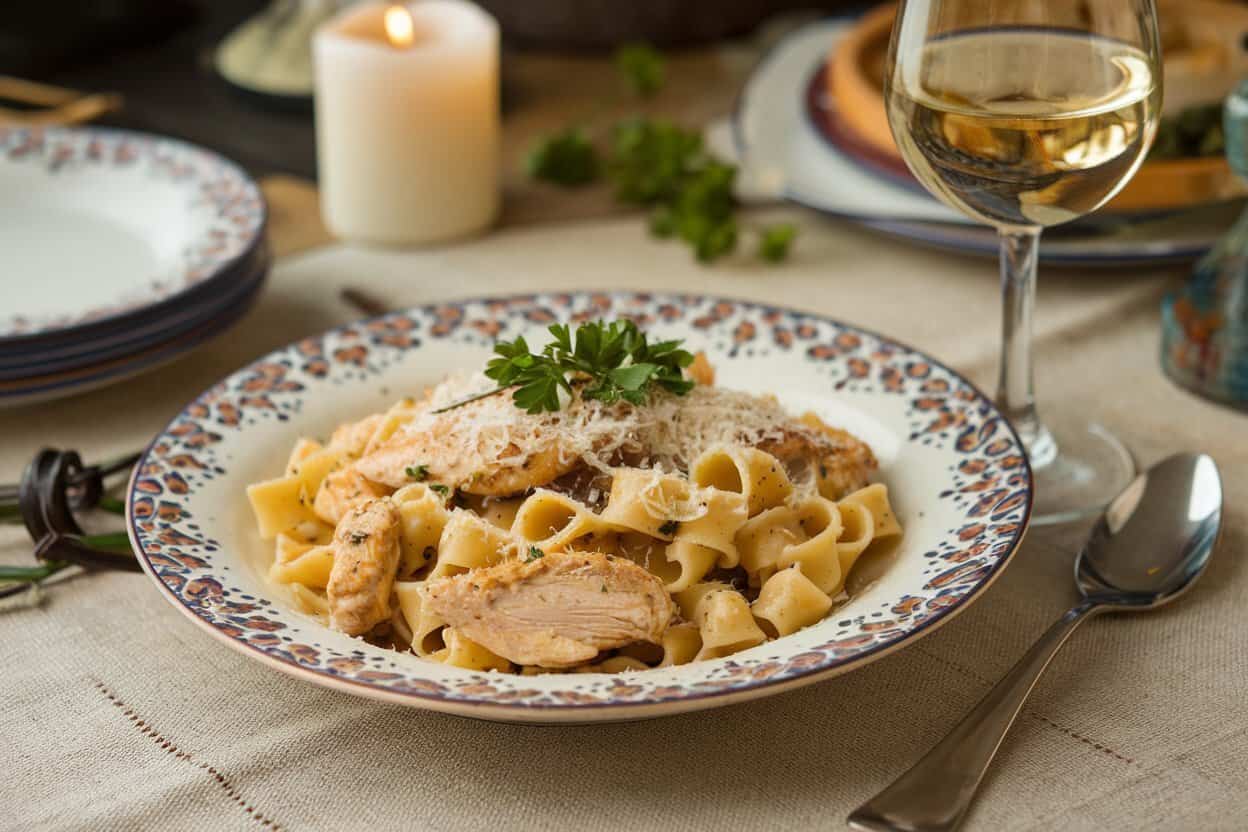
xmin=384 ymin=5 xmax=415 ymax=48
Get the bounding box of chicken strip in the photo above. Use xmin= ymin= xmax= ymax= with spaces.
xmin=327 ymin=498 xmax=402 ymax=635
xmin=353 ymin=392 xmax=577 ymax=496
xmin=313 ymin=466 xmax=392 ymax=526
xmin=421 ymin=551 xmax=674 ymax=668
xmin=328 ymin=413 xmax=386 ymax=458
xmin=796 ymin=414 xmax=878 ymax=498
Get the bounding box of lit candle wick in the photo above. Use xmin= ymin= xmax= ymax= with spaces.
xmin=384 ymin=5 xmax=415 ymax=48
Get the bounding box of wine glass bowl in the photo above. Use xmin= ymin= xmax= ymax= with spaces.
xmin=884 ymin=0 xmax=1163 ymax=524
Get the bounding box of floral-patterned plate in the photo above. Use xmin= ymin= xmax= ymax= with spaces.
xmin=0 ymin=126 xmax=265 ymax=344
xmin=127 ymin=292 xmax=1032 ymax=723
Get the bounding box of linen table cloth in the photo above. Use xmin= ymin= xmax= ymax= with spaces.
xmin=3 ymin=213 xmax=1245 ymax=831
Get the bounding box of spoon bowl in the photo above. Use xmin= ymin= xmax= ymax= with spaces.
xmin=1077 ymin=453 xmax=1222 ymax=607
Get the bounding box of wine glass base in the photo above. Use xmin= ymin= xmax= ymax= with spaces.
xmin=1028 ymin=419 xmax=1137 ymax=526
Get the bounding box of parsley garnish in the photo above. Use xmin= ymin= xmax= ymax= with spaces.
xmin=614 ymin=43 xmax=664 ymax=97
xmin=759 ymin=224 xmax=798 ymax=263
xmin=526 ymin=126 xmax=599 ymax=186
xmin=438 ymin=320 xmax=695 ymax=415
xmin=525 ymin=546 xmax=545 ymax=563
xmin=429 ymin=484 xmax=450 ymax=499
xmin=658 ymin=520 xmax=679 ymax=536
xmin=519 ymin=44 xmax=796 ymax=264
xmin=404 ymin=464 xmax=429 ymax=481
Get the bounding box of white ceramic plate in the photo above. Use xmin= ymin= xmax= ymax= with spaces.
xmin=128 ymin=292 xmax=1032 ymax=723
xmin=0 ymin=253 xmax=268 ymax=409
xmin=0 ymin=126 xmax=265 ymax=342
xmin=733 ymin=21 xmax=1226 ymax=267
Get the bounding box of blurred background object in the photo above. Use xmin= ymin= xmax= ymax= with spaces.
xmin=1163 ymin=78 xmax=1248 ymax=411
xmin=313 ymin=0 xmax=500 ymax=245
xmin=214 ymin=0 xmax=346 ymax=107
xmin=826 ymin=0 xmax=1248 ymax=216
xmin=0 ymin=1 xmax=195 ymax=76
xmin=472 ymin=0 xmax=853 ymax=48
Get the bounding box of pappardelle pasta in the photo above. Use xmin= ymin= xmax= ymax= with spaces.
xmin=247 ymin=327 xmax=901 ymax=675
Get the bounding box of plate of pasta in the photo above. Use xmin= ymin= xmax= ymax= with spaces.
xmin=128 ymin=292 xmax=1032 ymax=722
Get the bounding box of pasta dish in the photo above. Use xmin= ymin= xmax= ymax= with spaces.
xmin=247 ymin=321 xmax=900 ymax=674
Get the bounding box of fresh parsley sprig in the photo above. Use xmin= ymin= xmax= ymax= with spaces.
xmin=614 ymin=43 xmax=665 ymax=97
xmin=523 ymin=43 xmax=798 ymax=264
xmin=439 ymin=320 xmax=695 ymax=415
xmin=525 ymin=126 xmax=599 ymax=186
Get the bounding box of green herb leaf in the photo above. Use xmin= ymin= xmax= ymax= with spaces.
xmin=510 ymin=364 xmax=569 ymax=414
xmin=0 ymin=561 xmax=67 ymax=582
xmin=607 ymin=117 xmax=704 ymax=205
xmin=759 ymin=224 xmax=798 ymax=263
xmin=614 ymin=42 xmax=665 ymax=97
xmin=443 ymin=319 xmax=695 ymax=414
xmin=649 ymin=205 xmax=677 ymax=238
xmin=525 ymin=546 xmax=545 ymax=563
xmin=404 ymin=464 xmax=430 ymax=481
xmin=525 ymin=127 xmax=600 ymax=186
xmin=429 ymin=484 xmax=451 ymax=499
xmin=82 ymin=531 xmax=132 ymax=553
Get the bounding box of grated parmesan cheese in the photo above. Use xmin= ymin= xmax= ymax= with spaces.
xmin=401 ymin=372 xmax=841 ymax=491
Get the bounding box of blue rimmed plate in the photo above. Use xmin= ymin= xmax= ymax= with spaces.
xmin=0 ymin=250 xmax=268 ymax=408
xmin=128 ymin=292 xmax=1032 ymax=723
xmin=0 ymin=126 xmax=265 ymax=345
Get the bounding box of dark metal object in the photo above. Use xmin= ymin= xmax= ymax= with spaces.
xmin=0 ymin=447 xmax=143 ymax=601
xmin=340 ymin=287 xmax=392 ymax=318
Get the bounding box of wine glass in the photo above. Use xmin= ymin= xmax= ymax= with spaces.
xmin=884 ymin=0 xmax=1162 ymax=524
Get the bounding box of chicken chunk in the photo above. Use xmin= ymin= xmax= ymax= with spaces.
xmin=328 ymin=413 xmax=386 ymax=458
xmin=421 ymin=551 xmax=675 ymax=668
xmin=794 ymin=414 xmax=878 ymax=498
xmin=313 ymin=466 xmax=392 ymax=526
xmin=327 ymin=499 xmax=402 ymax=635
xmin=353 ymin=393 xmax=577 ymax=496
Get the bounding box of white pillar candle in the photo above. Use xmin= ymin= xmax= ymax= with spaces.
xmin=314 ymin=0 xmax=499 ymax=246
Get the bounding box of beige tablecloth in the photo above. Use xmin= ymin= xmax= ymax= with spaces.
xmin=2 ymin=213 xmax=1246 ymax=831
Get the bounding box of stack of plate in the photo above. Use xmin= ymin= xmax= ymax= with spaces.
xmin=0 ymin=126 xmax=268 ymax=407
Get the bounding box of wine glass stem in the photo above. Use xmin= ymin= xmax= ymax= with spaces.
xmin=996 ymin=228 xmax=1056 ymax=468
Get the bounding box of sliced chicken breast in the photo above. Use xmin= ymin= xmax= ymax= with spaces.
xmin=353 ymin=392 xmax=578 ymax=496
xmin=313 ymin=466 xmax=392 ymax=526
xmin=327 ymin=498 xmax=402 ymax=635
xmin=421 ymin=551 xmax=674 ymax=667
xmin=795 ymin=415 xmax=879 ymax=498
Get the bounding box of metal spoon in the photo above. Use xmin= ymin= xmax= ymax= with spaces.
xmin=848 ymin=453 xmax=1223 ymax=832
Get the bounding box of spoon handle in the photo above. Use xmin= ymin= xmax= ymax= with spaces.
xmin=848 ymin=601 xmax=1102 ymax=832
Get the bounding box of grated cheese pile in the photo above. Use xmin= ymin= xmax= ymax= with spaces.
xmin=402 ymin=372 xmax=836 ymax=484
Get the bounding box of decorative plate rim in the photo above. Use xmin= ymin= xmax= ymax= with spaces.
xmin=0 ymin=242 xmax=270 ymax=380
xmin=127 ymin=291 xmax=1033 ymax=720
xmin=0 ymin=125 xmax=267 ymax=344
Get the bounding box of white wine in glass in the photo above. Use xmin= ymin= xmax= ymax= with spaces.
xmin=884 ymin=1 xmax=1163 ymax=524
